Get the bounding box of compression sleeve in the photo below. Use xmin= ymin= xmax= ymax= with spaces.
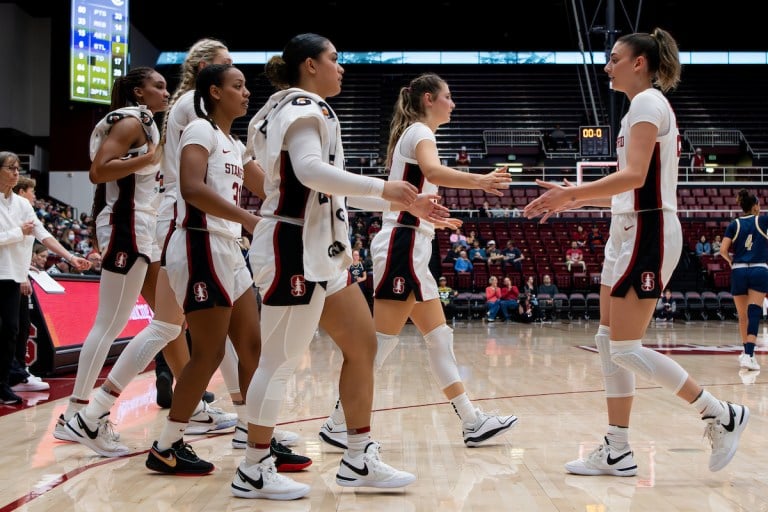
xmin=285 ymin=118 xmax=385 ymax=198
xmin=347 ymin=195 xmax=390 ymax=212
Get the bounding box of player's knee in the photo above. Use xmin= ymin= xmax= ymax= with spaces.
xmin=423 ymin=324 xmax=460 ymax=388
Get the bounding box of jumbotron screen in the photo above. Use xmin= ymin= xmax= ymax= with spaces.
xmin=70 ymin=0 xmax=129 ymax=104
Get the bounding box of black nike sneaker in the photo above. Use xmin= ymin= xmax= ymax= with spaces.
xmin=231 ymin=457 xmax=310 ymax=500
xmin=336 ymin=441 xmax=415 ymax=488
xmin=145 ymin=439 xmax=214 ymax=475
xmin=271 ymin=438 xmax=312 ymax=472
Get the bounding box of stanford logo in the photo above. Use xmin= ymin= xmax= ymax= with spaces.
xmin=392 ymin=277 xmax=406 ymax=295
xmin=640 ymin=272 xmax=656 ymax=292
xmin=193 ymin=282 xmax=208 ymax=302
xmin=290 ymin=275 xmax=306 ymax=297
xmin=114 ymin=252 xmax=128 ymax=268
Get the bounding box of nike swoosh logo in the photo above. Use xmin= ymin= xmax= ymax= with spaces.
xmin=237 ymin=468 xmax=264 ymax=489
xmin=223 ymin=149 xmax=231 ymax=153
xmin=341 ymin=459 xmax=369 ymax=476
xmin=624 ymin=225 xmax=634 ymax=231
xmin=721 ymin=404 xmax=736 ymax=432
xmin=73 ymin=413 xmax=99 ymax=440
xmin=192 ymin=415 xmax=215 ymax=424
xmin=606 ymin=450 xmax=632 ymax=465
xmin=152 ymin=447 xmax=177 ymax=468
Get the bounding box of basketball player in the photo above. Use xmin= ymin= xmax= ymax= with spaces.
xmin=319 ymin=72 xmax=517 ymax=451
xmin=137 ymin=63 xmax=264 ymax=475
xmin=718 ymin=189 xmax=766 ymax=372
xmin=233 ymin=33 xmax=427 ymax=500
xmin=54 ymin=67 xmax=170 ymax=452
xmin=524 ymin=28 xmax=749 ymax=475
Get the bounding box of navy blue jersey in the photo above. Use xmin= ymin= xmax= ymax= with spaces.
xmin=723 ymin=215 xmax=768 ymax=264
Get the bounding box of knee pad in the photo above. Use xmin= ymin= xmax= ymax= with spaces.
xmin=610 ymin=340 xmax=688 ymax=393
xmin=110 ymin=320 xmax=181 ymax=389
xmin=747 ymin=303 xmax=762 ymax=337
xmin=595 ymin=333 xmax=634 ymax=398
xmin=374 ymin=333 xmax=399 ymax=371
xmin=423 ymin=324 xmax=461 ymax=389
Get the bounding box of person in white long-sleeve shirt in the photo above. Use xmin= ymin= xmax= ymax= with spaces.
xmin=0 ymin=152 xmax=89 ymax=404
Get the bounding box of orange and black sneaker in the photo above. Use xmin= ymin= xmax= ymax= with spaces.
xmin=271 ymin=438 xmax=312 ymax=472
xmin=146 ymin=439 xmax=214 ymax=475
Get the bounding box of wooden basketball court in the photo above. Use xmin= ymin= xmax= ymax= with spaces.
xmin=0 ymin=318 xmax=765 ymax=511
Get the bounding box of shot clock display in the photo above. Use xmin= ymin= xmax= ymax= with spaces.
xmin=70 ymin=0 xmax=129 ymax=105
xmin=578 ymin=125 xmax=612 ymax=157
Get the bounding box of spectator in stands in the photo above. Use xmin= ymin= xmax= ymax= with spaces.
xmin=487 ymin=240 xmax=504 ymax=266
xmin=485 ymin=275 xmax=504 ymax=322
xmin=443 ymin=243 xmax=462 ymax=264
xmin=367 ymin=217 xmax=381 ymax=238
xmin=468 ymin=239 xmax=488 ymax=264
xmin=30 ymin=243 xmax=50 ymax=271
xmin=719 ymin=189 xmax=766 ymax=372
xmin=58 ymin=227 xmax=77 ymax=252
xmin=524 ymin=28 xmax=748 ymax=477
xmin=565 ymin=240 xmax=587 ymax=271
xmin=350 ymin=216 xmax=368 ymax=245
xmin=587 ymin=224 xmax=606 ymax=253
xmin=465 ymin=229 xmax=481 ymax=247
xmin=502 ymin=239 xmax=524 ymax=272
xmin=478 ymin=200 xmax=493 ymax=218
xmin=538 ymin=274 xmax=559 ymax=296
xmin=571 ymin=224 xmax=588 ymax=248
xmin=437 ymin=276 xmax=459 ymax=321
xmin=711 ymin=235 xmax=722 ymax=256
xmin=499 ymin=276 xmax=520 ymax=320
xmin=523 ymin=275 xmax=539 ymax=311
xmin=455 ymin=145 xmax=471 ymax=172
xmin=691 ymin=147 xmax=706 ymax=171
xmin=695 ymin=235 xmax=711 ymax=256
xmin=655 ymin=288 xmax=677 ymax=322
xmin=537 ymin=274 xmax=559 ymax=319
xmin=84 ymin=251 xmax=102 ymax=276
xmin=454 ymin=249 xmax=474 ymax=273
xmin=449 ymin=227 xmax=469 ymax=249
xmin=549 ymin=124 xmax=568 ymax=150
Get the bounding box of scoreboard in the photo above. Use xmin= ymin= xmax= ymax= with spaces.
xmin=578 ymin=125 xmax=612 ymax=158
xmin=70 ymin=0 xmax=129 ymax=104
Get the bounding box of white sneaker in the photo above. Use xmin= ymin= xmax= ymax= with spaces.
xmin=738 ymin=353 xmax=760 ymax=371
xmin=54 ymin=413 xmax=75 ymax=442
xmin=319 ymin=417 xmax=348 ymax=449
xmin=462 ymin=408 xmax=518 ymax=447
xmin=273 ymin=428 xmax=300 ymax=447
xmin=185 ymin=401 xmax=238 ymax=434
xmin=232 ymin=422 xmax=247 ymax=449
xmin=705 ymin=401 xmax=749 ymax=472
xmin=231 ymin=458 xmax=310 ymax=500
xmin=564 ymin=437 xmax=638 ymax=476
xmin=65 ymin=412 xmax=130 ymax=458
xmin=336 ymin=441 xmax=416 ymax=488
xmin=11 ymin=371 xmax=50 ymax=392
